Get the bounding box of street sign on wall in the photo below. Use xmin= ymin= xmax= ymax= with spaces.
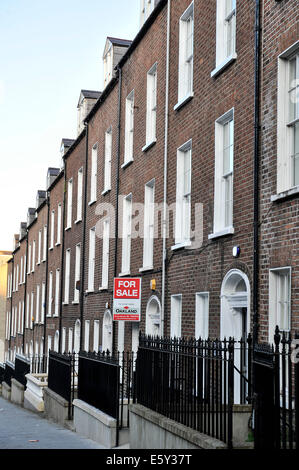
xmin=113 ymin=278 xmax=142 ymax=322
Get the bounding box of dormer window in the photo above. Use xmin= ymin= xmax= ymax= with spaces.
xmin=140 ymin=0 xmax=156 ymax=27
xmin=102 ymin=37 xmax=132 ymax=90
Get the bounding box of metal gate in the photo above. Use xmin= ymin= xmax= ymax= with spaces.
xmin=253 ymin=328 xmax=299 ymax=449
xmin=253 ymin=343 xmax=276 ymax=448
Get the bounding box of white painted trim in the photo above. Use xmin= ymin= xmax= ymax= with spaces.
xmin=271 ymin=185 xmax=299 ymax=202
xmin=142 ymin=139 xmax=156 ymax=152
xmin=211 ymin=53 xmax=237 ymax=78
xmin=208 ymin=226 xmax=235 ymax=240
xmin=174 ymin=93 xmax=194 ymax=112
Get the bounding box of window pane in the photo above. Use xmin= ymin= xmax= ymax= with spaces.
xmin=293 ymin=122 xmax=299 ymax=186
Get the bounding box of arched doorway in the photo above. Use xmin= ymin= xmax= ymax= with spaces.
xmin=146 ymin=296 xmax=162 ymax=336
xmin=221 ymin=269 xmax=251 ymax=404
xmin=102 ymin=310 xmax=113 ymax=353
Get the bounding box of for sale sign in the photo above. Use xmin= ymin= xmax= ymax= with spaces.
xmin=113 ymin=278 xmax=142 ymax=322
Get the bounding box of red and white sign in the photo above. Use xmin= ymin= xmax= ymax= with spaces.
xmin=113 ymin=278 xmax=142 ymax=322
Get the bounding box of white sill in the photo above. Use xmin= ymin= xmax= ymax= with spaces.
xmin=211 ymin=53 xmax=237 ymax=78
xmin=142 ymin=140 xmax=157 ymax=153
xmin=53 ymin=314 xmax=59 ymax=318
xmin=171 ymin=241 xmax=192 ymax=251
xmin=174 ymin=93 xmax=194 ymax=112
xmin=72 ymin=301 xmax=79 ymax=305
xmin=55 ymin=242 xmax=61 ymax=247
xmin=85 ymin=290 xmax=95 ymax=294
xmin=36 ymin=262 xmax=40 ymax=267
xmin=88 ymin=200 xmax=97 ymax=207
xmin=49 ymin=247 xmax=53 ymax=251
xmin=101 ymin=188 xmax=111 ymax=196
xmin=121 ymin=158 xmax=134 ymax=169
xmin=139 ymin=266 xmax=154 ymax=273
xmin=271 ymin=185 xmax=299 ymax=202
xmin=118 ymin=272 xmax=131 ymax=277
xmin=65 ymin=226 xmax=71 ymax=232
xmin=42 ymin=259 xmax=46 ymax=263
xmin=75 ymin=219 xmax=82 ymax=225
xmin=99 ymin=286 xmax=108 ymax=291
xmin=208 ymin=227 xmax=235 ymax=240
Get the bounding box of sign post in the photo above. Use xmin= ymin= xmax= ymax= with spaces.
xmin=113 ymin=278 xmax=142 ymax=322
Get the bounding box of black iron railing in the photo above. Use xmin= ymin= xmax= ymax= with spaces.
xmin=77 ymin=350 xmax=137 ymax=447
xmin=14 ymin=355 xmax=30 ymax=387
xmin=253 ymin=327 xmax=299 ymax=449
xmin=0 ymin=363 xmax=5 ymax=384
xmin=135 ymin=334 xmax=253 ymax=449
xmin=3 ymin=361 xmax=15 ymax=388
xmin=47 ymin=351 xmax=77 ymax=420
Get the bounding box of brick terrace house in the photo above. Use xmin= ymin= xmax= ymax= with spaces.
xmin=4 ymin=0 xmax=299 ymax=364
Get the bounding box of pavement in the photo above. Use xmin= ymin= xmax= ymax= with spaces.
xmin=0 ymin=396 xmax=107 ymax=449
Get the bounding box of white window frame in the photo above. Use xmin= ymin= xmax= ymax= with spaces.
xmin=57 ymin=203 xmax=62 ymax=245
xmin=269 ymin=267 xmax=291 ymax=342
xmin=175 ymin=2 xmax=194 ymax=110
xmin=93 ymin=320 xmax=100 ymax=352
xmin=195 ymin=292 xmax=209 ymax=339
xmin=66 ymin=179 xmax=73 ymax=229
xmin=141 ymin=179 xmax=155 ymax=270
xmin=27 ymin=244 xmax=31 ymax=275
xmin=88 ymin=228 xmax=96 ymax=292
xmin=32 ymin=241 xmax=35 ymax=272
xmin=275 ymin=43 xmax=299 ymax=196
xmin=120 ymin=194 xmax=132 ymax=275
xmin=26 ymin=293 xmax=30 ymax=329
xmin=16 ymin=264 xmax=19 ymax=291
xmin=173 ymin=140 xmax=192 ymax=249
xmin=76 ymin=168 xmax=83 ymax=222
xmin=64 ymin=249 xmax=71 ymax=304
xmin=37 ymin=230 xmax=42 ymax=264
xmin=62 ymin=328 xmax=66 ymax=354
xmin=50 ymin=210 xmax=55 ymax=249
xmin=209 ymin=108 xmax=234 ymax=239
xmin=103 ymin=128 xmax=112 ymax=193
xmin=48 ymin=271 xmax=53 ymax=317
xmin=123 ymin=91 xmax=135 ymax=166
xmin=170 ymin=294 xmax=182 ymax=339
xmin=84 ymin=320 xmax=90 ymax=352
xmin=74 ymin=243 xmax=81 ymax=303
xmin=211 ymin=0 xmax=237 ymax=78
xmin=42 ymin=225 xmax=47 ymax=262
xmin=54 ymin=269 xmax=60 ymax=317
xmin=36 ymin=284 xmax=40 ymax=324
xmin=41 ymin=282 xmax=45 ymax=324
xmin=30 ymin=291 xmax=34 ymax=328
xmin=101 ymin=219 xmax=110 ymax=290
xmin=90 ymin=144 xmax=98 ymax=204
xmin=68 ymin=328 xmax=73 ymax=353
xmin=143 ymin=63 xmax=157 ymax=150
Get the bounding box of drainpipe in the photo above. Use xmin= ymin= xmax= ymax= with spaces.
xmin=161 ymin=0 xmax=171 ymax=337
xmin=43 ymin=193 xmax=50 ymax=358
xmin=253 ymin=0 xmax=261 ymax=346
xmin=113 ymin=67 xmax=122 ymax=355
xmin=9 ymin=256 xmax=14 ymax=356
xmin=22 ymin=232 xmax=29 ymax=353
xmin=59 ymin=161 xmax=67 ymax=353
xmin=80 ymin=123 xmax=89 ymax=352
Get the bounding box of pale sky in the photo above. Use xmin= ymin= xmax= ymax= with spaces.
xmin=0 ymin=0 xmax=139 ymax=251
